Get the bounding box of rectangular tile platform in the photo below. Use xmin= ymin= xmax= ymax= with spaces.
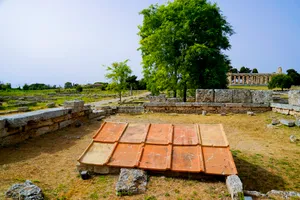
xmin=78 ymin=122 xmax=237 ymax=175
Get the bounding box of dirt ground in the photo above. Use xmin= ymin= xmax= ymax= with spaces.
xmin=0 ymin=112 xmax=299 ymax=200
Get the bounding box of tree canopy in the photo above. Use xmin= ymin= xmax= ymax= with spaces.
xmin=268 ymin=74 xmax=293 ymax=91
xmin=138 ymin=0 xmax=234 ymax=101
xmin=104 ymin=59 xmax=132 ymax=102
xmin=286 ymin=69 xmax=300 ymax=85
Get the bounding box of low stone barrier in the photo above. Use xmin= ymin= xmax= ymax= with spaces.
xmin=144 ymin=102 xmax=271 ymax=114
xmin=117 ymin=106 xmax=144 ymax=114
xmin=271 ymin=103 xmax=300 ymax=117
xmin=0 ymin=101 xmax=105 ymax=147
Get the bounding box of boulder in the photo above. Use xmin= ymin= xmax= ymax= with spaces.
xmin=116 ymin=168 xmax=147 ymax=196
xmin=6 ymin=180 xmax=44 ymax=200
xmin=290 ymin=135 xmax=299 ymax=143
xmin=196 ymin=89 xmax=214 ymax=102
xmin=226 ymin=175 xmax=244 ymax=200
xmin=280 ymin=119 xmax=295 ymax=127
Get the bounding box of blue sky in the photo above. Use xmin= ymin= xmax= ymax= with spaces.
xmin=0 ymin=0 xmax=300 ymax=87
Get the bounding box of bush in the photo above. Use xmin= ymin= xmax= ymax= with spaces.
xmin=76 ymin=85 xmax=83 ymax=93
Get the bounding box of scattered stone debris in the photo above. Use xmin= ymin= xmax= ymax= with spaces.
xmin=226 ymin=175 xmax=244 ymax=200
xmin=202 ymin=110 xmax=207 ymax=116
xmin=17 ymin=106 xmax=29 ymax=112
xmin=290 ymin=135 xmax=299 ymax=143
xmin=74 ymin=120 xmax=83 ymax=128
xmin=280 ymin=119 xmax=295 ymax=127
xmin=295 ymin=118 xmax=300 ymax=127
xmin=247 ymin=111 xmax=254 ymax=116
xmin=220 ymin=112 xmax=226 ymax=116
xmin=6 ymin=180 xmax=44 ymax=200
xmin=244 ymin=190 xmax=267 ymax=198
xmin=80 ymin=170 xmax=91 ymax=180
xmin=46 ymin=102 xmax=55 ymax=108
xmin=116 ymin=168 xmax=147 ymax=196
xmin=266 ymin=190 xmax=300 ymax=199
xmin=271 ymin=119 xmax=280 ymax=125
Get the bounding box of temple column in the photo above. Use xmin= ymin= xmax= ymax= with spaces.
xmin=242 ymin=76 xmax=245 ymax=84
xmin=233 ymin=76 xmax=236 ymax=84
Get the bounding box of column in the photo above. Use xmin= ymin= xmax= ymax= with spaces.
xmin=233 ymin=76 xmax=236 ymax=85
xmin=242 ymin=76 xmax=245 ymax=84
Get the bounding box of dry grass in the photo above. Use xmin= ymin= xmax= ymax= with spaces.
xmin=0 ymin=112 xmax=299 ymax=199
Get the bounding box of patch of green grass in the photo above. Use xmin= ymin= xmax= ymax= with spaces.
xmin=165 ymin=192 xmax=170 ymax=197
xmin=144 ymin=195 xmax=157 ymax=200
xmin=174 ymin=189 xmax=180 ymax=194
xmin=89 ymin=192 xmax=99 ymax=200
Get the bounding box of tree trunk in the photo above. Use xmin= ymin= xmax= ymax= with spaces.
xmin=183 ymin=83 xmax=187 ymax=102
xmin=173 ymin=90 xmax=177 ymax=98
xmin=119 ymin=91 xmax=122 ymax=103
xmin=130 ymin=85 xmax=132 ymax=96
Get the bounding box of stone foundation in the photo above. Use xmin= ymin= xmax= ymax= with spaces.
xmin=271 ymin=103 xmax=300 ymax=117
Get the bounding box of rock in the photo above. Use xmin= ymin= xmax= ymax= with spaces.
xmin=288 ymin=90 xmax=300 ymax=106
xmin=116 ymin=168 xmax=147 ymax=196
xmin=74 ymin=120 xmax=83 ymax=128
xmin=46 ymin=102 xmax=55 ymax=108
xmin=18 ymin=107 xmax=29 ymax=112
xmin=6 ymin=180 xmax=44 ymax=200
xmin=247 ymin=111 xmax=254 ymax=116
xmin=296 ymin=118 xmax=300 ymax=127
xmin=96 ymin=116 xmax=105 ymax=121
xmin=220 ymin=112 xmax=226 ymax=116
xmin=290 ymin=135 xmax=299 ymax=143
xmin=64 ymin=100 xmax=84 ymax=112
xmin=59 ymin=119 xmax=73 ymax=129
xmin=202 ymin=111 xmax=207 ymax=116
xmin=226 ymin=175 xmax=244 ymax=200
xmin=267 ymin=124 xmax=277 ymax=129
xmin=271 ymin=119 xmax=280 ymax=125
xmin=215 ymin=89 xmax=233 ymax=103
xmin=251 ymin=90 xmax=273 ymax=104
xmin=196 ymin=89 xmax=214 ymax=102
xmin=280 ymin=119 xmax=295 ymax=127
xmin=233 ymin=90 xmax=252 ymax=103
xmin=244 ymin=190 xmax=267 ymax=198
xmin=80 ymin=171 xmax=90 ymax=180
xmin=267 ymin=190 xmax=300 ymax=199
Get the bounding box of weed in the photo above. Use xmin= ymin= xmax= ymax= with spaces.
xmin=89 ymin=192 xmax=99 ymax=200
xmin=144 ymin=196 xmax=157 ymax=200
xmin=165 ymin=192 xmax=170 ymax=197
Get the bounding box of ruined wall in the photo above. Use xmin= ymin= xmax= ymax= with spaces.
xmin=0 ymin=101 xmax=105 ymax=147
xmin=196 ymin=89 xmax=273 ymax=104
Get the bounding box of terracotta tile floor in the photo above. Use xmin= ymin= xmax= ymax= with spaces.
xmin=78 ymin=122 xmax=237 ymax=175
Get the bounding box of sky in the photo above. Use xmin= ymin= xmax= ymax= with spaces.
xmin=0 ymin=0 xmax=300 ymax=87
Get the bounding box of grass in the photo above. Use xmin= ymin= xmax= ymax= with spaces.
xmin=0 ymin=112 xmax=299 ymax=199
xmin=0 ymin=89 xmax=146 ymax=112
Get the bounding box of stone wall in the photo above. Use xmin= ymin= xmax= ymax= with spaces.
xmin=144 ymin=102 xmax=271 ymax=114
xmin=196 ymin=89 xmax=273 ymax=104
xmin=271 ymin=103 xmax=300 ymax=117
xmin=288 ymin=90 xmax=300 ymax=106
xmin=0 ymin=101 xmax=105 ymax=147
xmin=117 ymin=106 xmax=144 ymax=114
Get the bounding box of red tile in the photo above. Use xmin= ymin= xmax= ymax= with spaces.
xmin=199 ymin=124 xmax=228 ymax=147
xmin=94 ymin=122 xmax=127 ymax=143
xmin=202 ymin=146 xmax=237 ymax=175
xmin=119 ymin=123 xmax=149 ymax=143
xmin=107 ymin=143 xmax=143 ymax=167
xmin=173 ymin=124 xmax=199 ymax=145
xmin=171 ymin=146 xmax=204 ymax=172
xmin=146 ymin=124 xmax=173 ymax=144
xmin=139 ymin=144 xmax=172 ymax=170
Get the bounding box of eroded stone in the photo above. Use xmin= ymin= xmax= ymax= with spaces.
xmin=226 ymin=175 xmax=243 ymax=200
xmin=5 ymin=180 xmax=44 ymax=200
xmin=196 ymin=89 xmax=214 ymax=102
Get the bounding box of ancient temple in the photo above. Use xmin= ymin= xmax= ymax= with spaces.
xmin=227 ymin=67 xmax=282 ymax=86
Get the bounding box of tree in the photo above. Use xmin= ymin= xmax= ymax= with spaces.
xmin=76 ymin=85 xmax=83 ymax=93
xmin=64 ymin=82 xmax=73 ymax=89
xmin=268 ymin=74 xmax=293 ymax=91
xmin=126 ymin=75 xmax=138 ymax=95
xmin=104 ymin=59 xmax=132 ymax=102
xmin=239 ymin=66 xmax=251 ymax=73
xmin=252 ymin=68 xmax=258 ymax=73
xmin=138 ymin=0 xmax=234 ymax=101
xmin=23 ymin=84 xmax=29 ymax=90
xmin=229 ymin=68 xmax=238 ymax=73
xmin=286 ymin=69 xmax=300 ymax=85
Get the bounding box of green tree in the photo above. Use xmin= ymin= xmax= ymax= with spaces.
xmin=126 ymin=75 xmax=138 ymax=95
xmin=239 ymin=66 xmax=251 ymax=73
xmin=138 ymin=0 xmax=233 ymax=101
xmin=76 ymin=85 xmax=83 ymax=93
xmin=23 ymin=84 xmax=29 ymax=90
xmin=268 ymin=74 xmax=293 ymax=91
xmin=64 ymin=82 xmax=73 ymax=89
xmin=229 ymin=68 xmax=238 ymax=73
xmin=286 ymin=69 xmax=300 ymax=85
xmin=252 ymin=68 xmax=258 ymax=73
xmin=104 ymin=59 xmax=132 ymax=102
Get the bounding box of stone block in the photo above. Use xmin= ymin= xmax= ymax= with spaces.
xmin=288 ymin=90 xmax=300 ymax=106
xmin=17 ymin=107 xmax=29 ymax=112
xmin=280 ymin=119 xmax=295 ymax=127
xmin=232 ymin=89 xmax=252 ymax=103
xmin=0 ymin=132 xmax=29 ymax=146
xmin=64 ymin=100 xmax=84 ymax=112
xmin=31 ymin=123 xmax=59 ymax=137
xmin=4 ymin=108 xmax=71 ymax=128
xmin=116 ymin=168 xmax=147 ymax=195
xmin=296 ymin=118 xmax=300 ymax=127
xmin=267 ymin=190 xmax=300 ymax=199
xmin=214 ymin=89 xmax=233 ymax=103
xmin=251 ymin=90 xmax=273 ymax=104
xmin=226 ymin=175 xmax=244 ymax=200
xmin=59 ymin=119 xmax=73 ymax=129
xmin=196 ymin=89 xmax=214 ymax=102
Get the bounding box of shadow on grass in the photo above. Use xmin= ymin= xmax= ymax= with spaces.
xmin=233 ymin=155 xmax=285 ymax=193
xmin=0 ymin=120 xmax=101 ymax=165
